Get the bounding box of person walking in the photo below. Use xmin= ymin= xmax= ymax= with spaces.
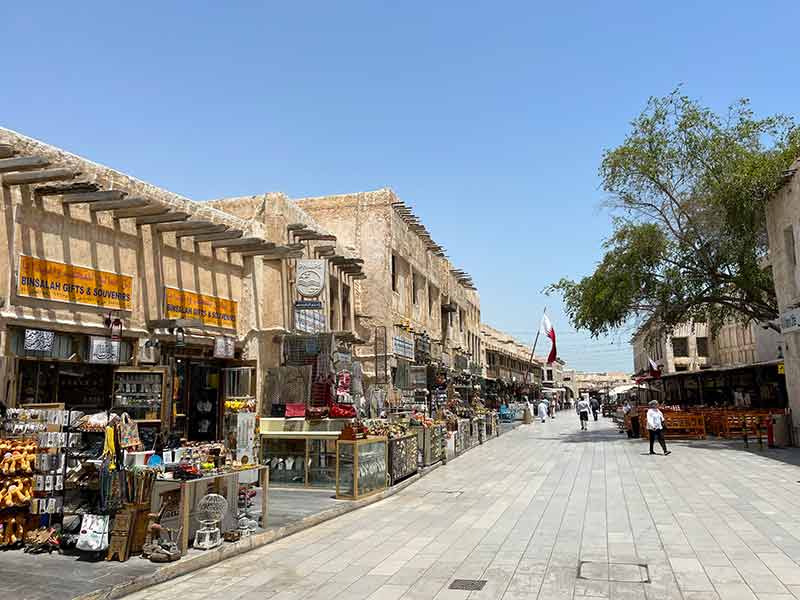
xmin=647 ymin=400 xmax=671 ymax=455
xmin=537 ymin=399 xmax=548 ymax=423
xmin=590 ymin=397 xmax=600 ymax=421
xmin=576 ymin=397 xmax=590 ymax=431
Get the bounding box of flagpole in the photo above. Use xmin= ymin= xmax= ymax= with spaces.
xmin=523 ymin=307 xmax=546 ymax=388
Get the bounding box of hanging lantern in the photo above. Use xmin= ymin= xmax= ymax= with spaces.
xmin=175 ymin=327 xmax=186 ymax=348
xmin=110 ymin=318 xmax=123 ymax=341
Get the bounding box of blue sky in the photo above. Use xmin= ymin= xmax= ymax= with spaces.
xmin=3 ymin=2 xmax=799 ymax=372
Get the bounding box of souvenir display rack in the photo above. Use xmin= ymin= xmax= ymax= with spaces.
xmin=388 ymin=432 xmax=418 ymax=484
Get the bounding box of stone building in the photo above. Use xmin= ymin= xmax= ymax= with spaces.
xmin=480 ymin=323 xmax=541 ymax=385
xmin=632 ymin=320 xmax=710 ymax=375
xmin=0 ymin=128 xmax=360 ymax=442
xmin=575 ymin=371 xmax=631 ymax=394
xmin=291 ymin=189 xmax=483 ymax=378
xmin=207 ymin=193 xmax=363 ymax=339
xmin=765 ymin=157 xmax=800 ymax=429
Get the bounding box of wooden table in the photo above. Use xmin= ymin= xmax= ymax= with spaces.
xmin=155 ymin=465 xmax=269 ymax=555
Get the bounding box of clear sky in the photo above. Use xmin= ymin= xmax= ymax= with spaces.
xmin=3 ymin=2 xmax=800 ymax=373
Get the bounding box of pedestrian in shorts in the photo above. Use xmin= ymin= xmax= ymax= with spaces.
xmin=576 ymin=397 xmax=590 ymax=431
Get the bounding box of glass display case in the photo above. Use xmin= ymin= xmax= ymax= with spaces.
xmin=111 ymin=367 xmax=168 ymax=426
xmin=308 ymin=439 xmax=337 ymax=488
xmin=388 ymin=433 xmax=418 ymax=484
xmin=263 ymin=438 xmax=306 ymax=486
xmin=415 ymin=425 xmax=444 ymax=467
xmin=336 ymin=437 xmax=387 ymax=499
xmin=456 ymin=418 xmax=471 ymax=455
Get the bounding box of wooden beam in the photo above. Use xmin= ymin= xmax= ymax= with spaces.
xmin=0 ymin=145 xmax=16 ymax=159
xmin=228 ymin=242 xmax=276 ymax=254
xmin=192 ymin=230 xmax=243 ymax=243
xmin=155 ymin=220 xmax=215 ymax=233
xmin=211 ymin=237 xmax=267 ymax=249
xmin=34 ymin=181 xmax=100 ymax=196
xmin=0 ymin=156 xmax=50 ymax=173
xmin=314 ymin=245 xmax=336 ymax=256
xmin=3 ymin=168 xmax=77 ymax=186
xmin=294 ymin=231 xmax=337 ymax=242
xmin=174 ymin=224 xmax=229 ymax=239
xmin=287 ymin=223 xmax=307 ymax=232
xmin=62 ymin=190 xmax=126 ymax=205
xmin=90 ymin=197 xmax=150 ymax=212
xmin=114 ymin=205 xmax=169 ymax=219
xmin=136 ymin=212 xmax=190 ymax=226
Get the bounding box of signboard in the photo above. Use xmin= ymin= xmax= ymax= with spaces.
xmin=781 ymin=307 xmax=800 ymax=334
xmin=294 ymin=300 xmax=323 ymax=310
xmin=89 ymin=336 xmax=121 ymax=364
xmin=24 ymin=329 xmax=55 ymax=352
xmin=296 ymin=260 xmax=326 ymax=298
xmin=213 ymin=336 xmax=235 ymax=359
xmin=778 ymin=362 xmax=785 ymax=375
xmin=17 ymin=256 xmax=132 ymax=311
xmin=393 ymin=335 xmax=415 ymax=361
xmin=165 ymin=287 xmax=237 ymax=330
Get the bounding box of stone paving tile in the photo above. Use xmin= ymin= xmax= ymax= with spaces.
xmin=116 ymin=418 xmax=800 ymax=600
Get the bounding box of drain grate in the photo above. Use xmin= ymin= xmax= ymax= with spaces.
xmin=449 ymin=579 xmax=487 ymax=591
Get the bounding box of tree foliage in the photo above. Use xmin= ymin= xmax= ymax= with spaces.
xmin=550 ymin=90 xmax=800 ymax=337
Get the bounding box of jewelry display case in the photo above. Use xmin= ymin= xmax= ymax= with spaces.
xmin=335 ymin=437 xmax=387 ymax=500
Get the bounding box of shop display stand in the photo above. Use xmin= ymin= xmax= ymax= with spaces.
xmin=336 ymin=437 xmax=388 ymax=500
xmin=60 ymin=405 xmax=110 ymax=524
xmin=388 ymin=433 xmax=418 ymax=485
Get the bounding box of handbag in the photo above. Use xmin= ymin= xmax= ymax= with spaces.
xmin=330 ymin=403 xmax=356 ymax=419
xmin=118 ymin=413 xmax=141 ymax=449
xmin=76 ymin=514 xmax=110 ymax=552
xmin=284 ymin=403 xmax=306 ymax=418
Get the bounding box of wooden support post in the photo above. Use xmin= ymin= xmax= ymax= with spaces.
xmin=259 ymin=467 xmax=269 ymax=528
xmin=3 ymin=167 xmax=77 ymax=186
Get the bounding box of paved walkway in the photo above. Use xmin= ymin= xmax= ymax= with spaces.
xmin=124 ymin=416 xmax=800 ymax=600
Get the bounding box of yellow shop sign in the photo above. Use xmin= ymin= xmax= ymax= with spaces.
xmin=17 ymin=256 xmax=133 ymax=311
xmin=165 ymin=287 xmax=237 ymax=330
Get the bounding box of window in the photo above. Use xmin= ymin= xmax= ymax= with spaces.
xmin=459 ymin=308 xmax=465 ymax=332
xmin=428 ymin=284 xmax=435 ymax=316
xmin=546 ymin=369 xmax=553 ymax=381
xmin=412 ymin=271 xmax=418 ymax=305
xmin=675 ymin=365 xmax=689 ymax=372
xmin=391 ymin=255 xmax=397 ymax=292
xmin=785 ymin=225 xmax=797 ymax=266
xmin=671 ymin=337 xmax=689 ymax=357
xmin=696 ymin=337 xmax=709 ymax=357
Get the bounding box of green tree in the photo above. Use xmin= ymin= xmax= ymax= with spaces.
xmin=550 ymin=90 xmax=800 ymax=337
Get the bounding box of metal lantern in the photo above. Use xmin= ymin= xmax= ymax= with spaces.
xmin=193 ymin=493 xmax=227 ymax=550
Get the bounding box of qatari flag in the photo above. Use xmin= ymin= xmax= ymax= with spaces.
xmin=540 ymin=314 xmax=557 ymax=364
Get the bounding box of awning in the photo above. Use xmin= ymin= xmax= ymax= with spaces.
xmin=660 ymin=359 xmax=783 ymax=379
